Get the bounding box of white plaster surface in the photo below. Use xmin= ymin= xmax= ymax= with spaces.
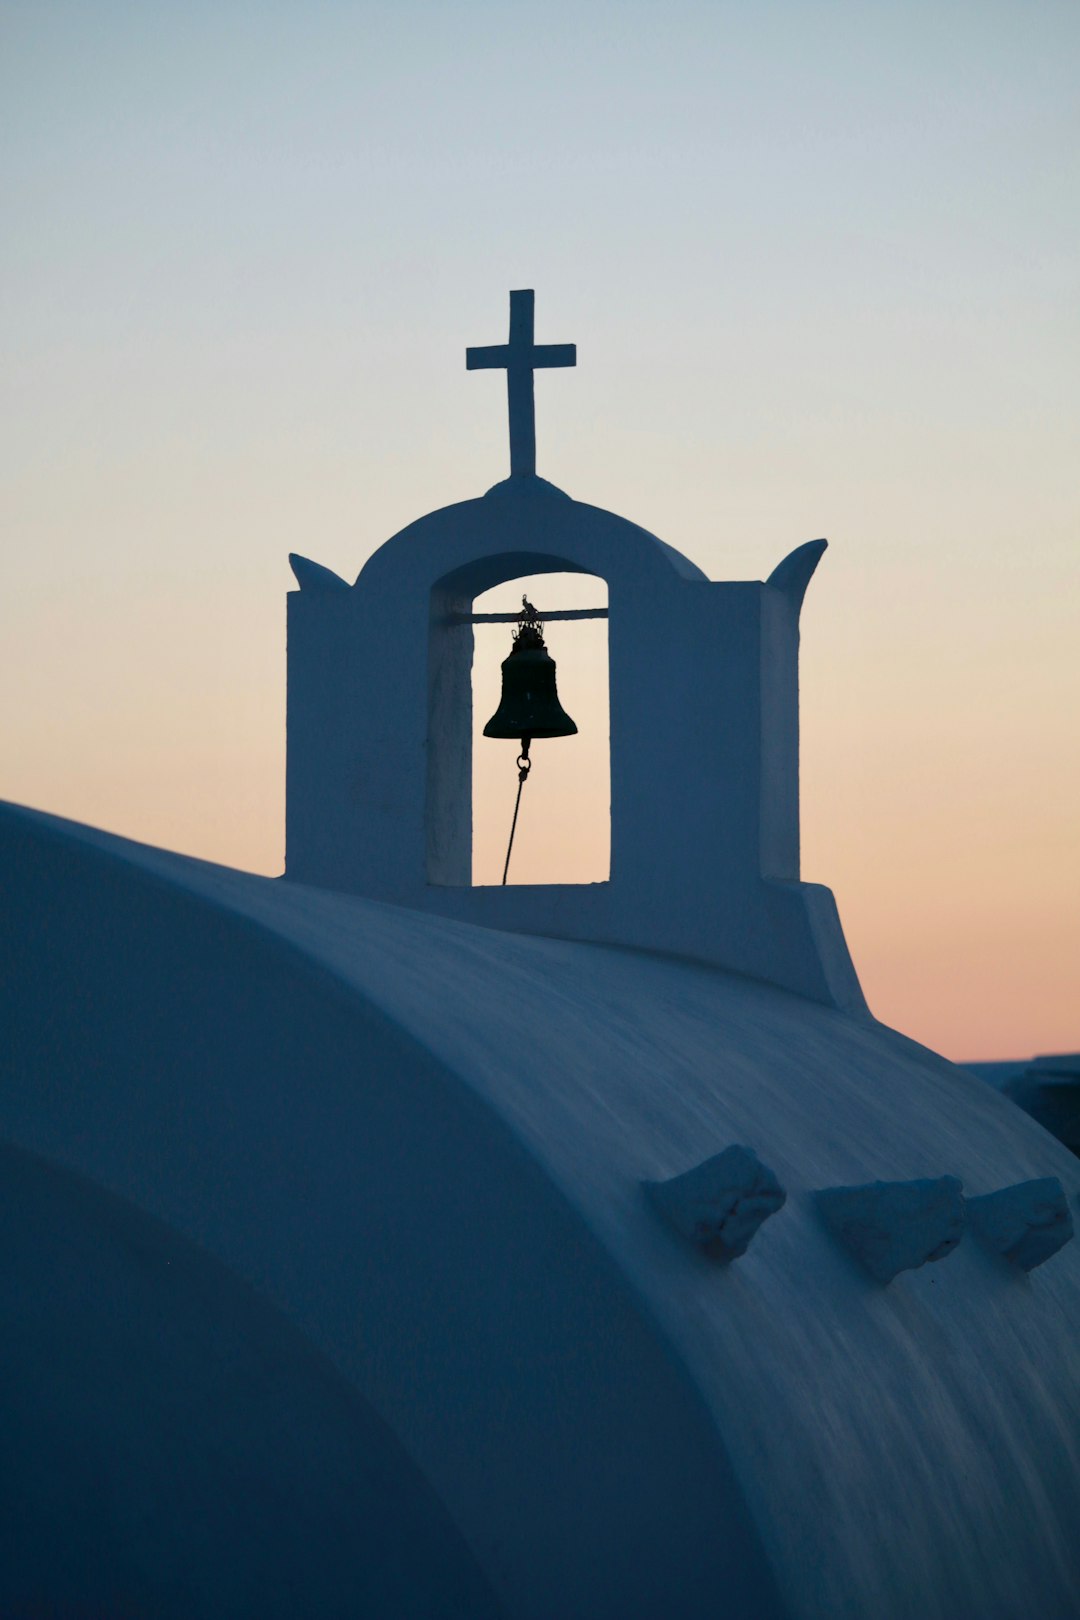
xmin=4 ymin=800 xmax=1080 ymax=1620
xmin=0 ymin=1137 xmax=499 ymax=1619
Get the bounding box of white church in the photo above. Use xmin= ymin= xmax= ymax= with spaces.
xmin=2 ymin=292 xmax=1077 ymax=1619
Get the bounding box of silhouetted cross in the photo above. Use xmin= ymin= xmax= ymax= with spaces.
xmin=466 ymin=290 xmax=576 ymax=478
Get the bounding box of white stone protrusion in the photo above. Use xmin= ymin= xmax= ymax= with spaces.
xmin=644 ymin=1145 xmax=786 ymax=1261
xmin=967 ymin=1178 xmax=1074 ymax=1272
xmin=288 ymin=553 xmax=349 ymax=594
xmin=815 ymin=1176 xmax=965 ymax=1284
xmin=766 ymin=537 xmax=827 ymax=612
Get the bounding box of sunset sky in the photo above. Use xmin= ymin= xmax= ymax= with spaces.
xmin=3 ymin=1 xmax=1077 ymax=1061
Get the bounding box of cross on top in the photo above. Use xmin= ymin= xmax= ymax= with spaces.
xmin=466 ymin=290 xmax=576 ymax=478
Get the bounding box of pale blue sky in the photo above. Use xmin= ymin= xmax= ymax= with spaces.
xmin=2 ymin=1 xmax=1078 ymax=1056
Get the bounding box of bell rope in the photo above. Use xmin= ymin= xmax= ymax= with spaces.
xmin=500 ymin=739 xmax=532 ymax=885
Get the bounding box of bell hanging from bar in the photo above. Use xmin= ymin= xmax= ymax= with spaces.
xmin=483 ymin=597 xmax=578 ymax=744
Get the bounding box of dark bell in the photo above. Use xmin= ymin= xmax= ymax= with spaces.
xmin=483 ymin=610 xmax=577 ymax=743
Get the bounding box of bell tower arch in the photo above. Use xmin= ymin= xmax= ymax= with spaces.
xmin=469 ymin=570 xmax=609 ymax=888
xmin=425 ymin=541 xmax=596 ymax=888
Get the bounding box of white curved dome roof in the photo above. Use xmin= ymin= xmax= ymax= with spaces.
xmin=3 ymin=800 xmax=1078 ymax=1618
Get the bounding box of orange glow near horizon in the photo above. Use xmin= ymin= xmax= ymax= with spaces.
xmin=3 ymin=536 xmax=1075 ymax=1067
xmin=2 ymin=4 xmax=1077 ymax=1067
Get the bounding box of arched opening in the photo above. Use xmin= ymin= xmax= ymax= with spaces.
xmin=472 ymin=571 xmax=609 ymax=886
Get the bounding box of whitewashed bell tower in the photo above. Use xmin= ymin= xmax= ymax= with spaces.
xmin=285 ymin=291 xmax=864 ymax=1012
